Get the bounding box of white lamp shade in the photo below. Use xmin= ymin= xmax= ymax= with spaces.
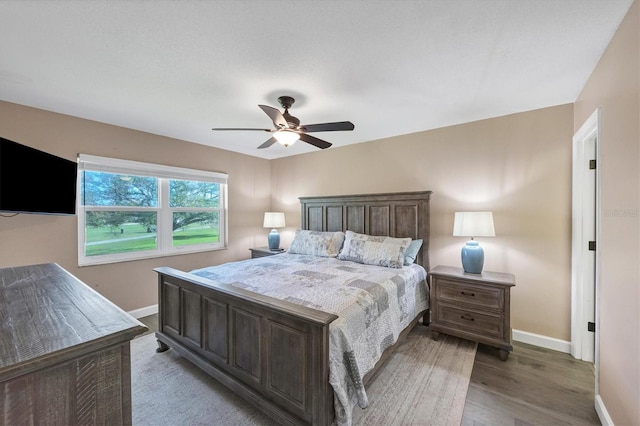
xmin=273 ymin=130 xmax=300 ymax=147
xmin=263 ymin=212 xmax=285 ymax=228
xmin=453 ymin=211 xmax=495 ymax=237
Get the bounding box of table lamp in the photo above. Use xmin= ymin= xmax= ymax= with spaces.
xmin=453 ymin=211 xmax=495 ymax=274
xmin=263 ymin=212 xmax=285 ymax=250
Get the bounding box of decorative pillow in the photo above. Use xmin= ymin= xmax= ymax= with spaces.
xmin=287 ymin=230 xmax=345 ymax=257
xmin=338 ymin=230 xmax=411 ymax=268
xmin=403 ymin=239 xmax=423 ymax=265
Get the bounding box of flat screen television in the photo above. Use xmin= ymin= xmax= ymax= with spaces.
xmin=0 ymin=136 xmax=78 ymax=215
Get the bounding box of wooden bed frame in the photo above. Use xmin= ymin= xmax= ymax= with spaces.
xmin=154 ymin=191 xmax=432 ymax=426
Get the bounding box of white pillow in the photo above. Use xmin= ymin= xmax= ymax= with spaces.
xmin=287 ymin=230 xmax=345 ymax=257
xmin=338 ymin=230 xmax=411 ymax=268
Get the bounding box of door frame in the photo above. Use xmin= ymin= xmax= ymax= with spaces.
xmin=571 ymin=108 xmax=601 ymax=373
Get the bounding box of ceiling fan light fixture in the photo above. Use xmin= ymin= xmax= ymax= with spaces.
xmin=274 ymin=130 xmax=300 ymax=147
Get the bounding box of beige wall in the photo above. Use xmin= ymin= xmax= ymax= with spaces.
xmin=271 ymin=104 xmax=575 ymax=341
xmin=574 ymin=1 xmax=639 ymax=424
xmin=0 ymin=101 xmax=272 ymax=311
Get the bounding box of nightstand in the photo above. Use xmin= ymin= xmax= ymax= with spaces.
xmin=249 ymin=246 xmax=285 ymax=259
xmin=429 ymin=265 xmax=515 ymax=361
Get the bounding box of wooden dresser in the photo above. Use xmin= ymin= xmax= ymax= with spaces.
xmin=0 ymin=263 xmax=148 ymax=425
xmin=429 ymin=265 xmax=515 ymax=360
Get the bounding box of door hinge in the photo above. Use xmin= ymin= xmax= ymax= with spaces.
xmin=589 ymin=159 xmax=597 ymax=170
xmin=588 ymin=322 xmax=596 ymax=332
xmin=588 ymin=241 xmax=596 ymax=251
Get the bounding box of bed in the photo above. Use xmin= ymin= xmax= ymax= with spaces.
xmin=153 ymin=191 xmax=432 ymax=426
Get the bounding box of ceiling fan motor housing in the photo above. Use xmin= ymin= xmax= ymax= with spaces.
xmin=283 ymin=111 xmax=300 ymax=128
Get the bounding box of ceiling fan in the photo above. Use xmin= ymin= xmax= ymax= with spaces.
xmin=212 ymin=96 xmax=355 ymax=149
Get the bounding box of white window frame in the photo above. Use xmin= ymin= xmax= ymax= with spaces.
xmin=77 ymin=154 xmax=228 ymax=266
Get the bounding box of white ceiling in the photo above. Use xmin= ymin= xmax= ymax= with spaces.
xmin=0 ymin=0 xmax=634 ymax=160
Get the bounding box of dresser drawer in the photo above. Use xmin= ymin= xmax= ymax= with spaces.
xmin=436 ymin=279 xmax=504 ymax=310
xmin=436 ymin=304 xmax=504 ymax=338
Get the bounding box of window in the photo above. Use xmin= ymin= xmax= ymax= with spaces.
xmin=77 ymin=154 xmax=227 ymax=266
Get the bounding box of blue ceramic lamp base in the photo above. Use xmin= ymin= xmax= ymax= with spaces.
xmin=267 ymin=229 xmax=280 ymax=250
xmin=461 ymin=240 xmax=484 ymax=274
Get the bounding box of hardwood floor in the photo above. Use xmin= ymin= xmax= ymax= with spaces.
xmin=137 ymin=315 xmax=599 ymax=426
xmin=462 ymin=342 xmax=599 ymax=426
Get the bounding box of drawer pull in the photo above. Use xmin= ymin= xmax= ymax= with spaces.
xmin=460 ymin=314 xmax=475 ymax=322
xmin=461 ymin=291 xmax=475 ymax=297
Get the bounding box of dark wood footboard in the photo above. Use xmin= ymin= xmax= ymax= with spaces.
xmin=154 ymin=267 xmax=339 ymax=426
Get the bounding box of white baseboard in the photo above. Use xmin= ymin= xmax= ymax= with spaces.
xmin=512 ymin=329 xmax=571 ymax=354
xmin=127 ymin=304 xmax=158 ymax=319
xmin=595 ymin=394 xmax=614 ymax=426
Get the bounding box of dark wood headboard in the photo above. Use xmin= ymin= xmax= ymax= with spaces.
xmin=299 ymin=191 xmax=432 ymax=271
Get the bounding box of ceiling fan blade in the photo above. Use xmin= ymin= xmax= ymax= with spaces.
xmin=258 ymin=105 xmax=288 ymax=129
xmin=300 ymin=121 xmax=355 ymax=132
xmin=299 ymin=133 xmax=332 ymax=149
xmin=212 ymin=128 xmax=272 ymax=132
xmin=257 ymin=137 xmax=278 ymax=149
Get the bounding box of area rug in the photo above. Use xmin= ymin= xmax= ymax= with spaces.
xmin=131 ymin=325 xmax=477 ymax=426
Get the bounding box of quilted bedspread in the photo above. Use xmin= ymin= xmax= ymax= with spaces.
xmin=190 ymin=253 xmax=428 ymax=426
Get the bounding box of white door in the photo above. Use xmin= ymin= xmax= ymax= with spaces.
xmin=571 ymin=109 xmax=599 ymax=364
xmin=580 ymin=135 xmax=596 ymax=362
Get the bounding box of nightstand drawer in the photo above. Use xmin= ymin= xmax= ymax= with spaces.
xmin=437 ymin=304 xmax=503 ymax=338
xmin=252 ymin=250 xmax=274 ymax=258
xmin=436 ymin=279 xmax=503 ymax=310
xmin=250 ymin=247 xmax=285 ymax=259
